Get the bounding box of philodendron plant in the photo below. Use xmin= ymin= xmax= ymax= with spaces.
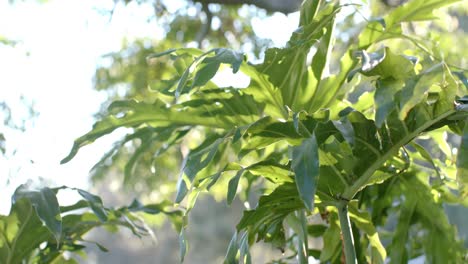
xmin=61 ymin=0 xmax=468 ymax=263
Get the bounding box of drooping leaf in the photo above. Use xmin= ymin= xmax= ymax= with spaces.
xmin=62 ymin=91 xmax=261 ymax=164
xmin=12 ymin=184 xmax=62 ymax=243
xmin=237 ymin=183 xmax=304 ymax=246
xmin=192 ymin=61 xmax=220 ymax=87
xmin=285 ymin=211 xmax=309 ymax=263
xmin=223 ymin=232 xmax=238 ymax=264
xmin=77 ymin=189 xmax=108 ymax=222
xmin=176 ymin=137 xmax=224 ymax=203
xmin=348 ymin=201 xmax=386 ymax=264
xmin=410 ymin=142 xmax=441 ymax=178
xmin=291 ymin=134 xmax=320 ymax=211
xmin=179 ymin=228 xmax=188 ymax=263
xmin=227 ymin=169 xmax=246 ymax=205
xmin=238 ymin=232 xmax=252 ymax=264
xmin=375 ymin=79 xmax=404 ymax=127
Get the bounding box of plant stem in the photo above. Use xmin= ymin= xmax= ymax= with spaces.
xmin=337 ymin=200 xmax=357 ymax=264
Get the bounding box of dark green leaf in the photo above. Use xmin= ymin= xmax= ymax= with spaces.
xmin=375 ymin=79 xmax=403 ymax=127
xmin=192 ymin=61 xmax=220 ymax=87
xmin=291 ymin=135 xmax=320 ymax=211
xmin=227 ymin=169 xmax=245 ymax=205
xmin=176 ymin=137 xmax=224 ymax=203
xmin=307 ymin=224 xmax=327 ymax=237
xmin=203 ymin=48 xmax=244 ymax=73
xmin=237 ymin=183 xmax=303 ymax=246
xmin=77 ymin=189 xmax=108 ymax=222
xmin=12 ymin=185 xmax=62 ymax=243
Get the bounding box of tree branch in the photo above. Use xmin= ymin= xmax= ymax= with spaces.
xmin=196 ymin=2 xmax=213 ymax=48
xmin=191 ymin=0 xmax=302 ymax=14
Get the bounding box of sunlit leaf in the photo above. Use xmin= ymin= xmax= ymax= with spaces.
xmin=12 ymin=184 xmax=62 ymax=243
xmin=348 ymin=201 xmax=386 ymax=264
xmin=457 ymin=122 xmax=468 ymax=198
xmin=358 ymin=48 xmax=416 ymax=80
xmin=386 ymin=0 xmax=462 ymax=26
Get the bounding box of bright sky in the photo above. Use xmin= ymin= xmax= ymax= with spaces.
xmin=0 ymin=0 xmax=299 ymax=214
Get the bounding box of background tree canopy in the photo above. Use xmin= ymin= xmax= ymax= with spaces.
xmin=1 ymin=0 xmax=468 ymax=263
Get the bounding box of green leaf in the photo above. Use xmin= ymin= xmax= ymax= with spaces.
xmin=203 ymin=48 xmax=244 ymax=73
xmin=456 ymin=122 xmax=468 ymax=198
xmin=0 ymin=198 xmax=51 ymax=264
xmin=291 ymin=135 xmax=320 ymax=211
xmin=246 ymin=160 xmax=293 ymax=183
xmin=386 ymin=0 xmax=462 ymax=27
xmin=341 ymin=102 xmax=460 ymax=200
xmin=389 ymin=195 xmax=416 ymax=264
xmin=357 ymin=19 xmax=402 ymax=50
xmin=307 ymin=224 xmax=327 ymax=237
xmin=410 ymin=142 xmax=440 ymax=178
xmin=254 ymin=3 xmax=341 ymax=111
xmin=399 ymin=65 xmax=443 ymax=120
xmin=12 ymin=184 xmax=62 ymax=243
xmin=237 ymin=183 xmax=304 ymax=246
xmin=179 ymin=228 xmax=188 ymax=263
xmin=77 ymin=189 xmax=108 ymax=222
xmin=348 ymin=201 xmax=386 ymax=264
xmin=176 ymin=137 xmax=224 ymax=203
xmin=320 ymin=210 xmax=341 ymax=263
xmin=192 ymin=61 xmax=220 ymax=87
xmin=227 ymin=169 xmax=245 ymax=205
xmin=223 ymin=232 xmax=238 ymax=264
xmin=238 ymin=232 xmax=252 ymax=264
xmin=399 ymin=171 xmax=466 ymax=262
xmin=358 ymin=48 xmax=416 ymax=80
xmin=300 ymin=0 xmax=322 ymax=25
xmin=62 ymin=88 xmax=262 ymax=164
xmin=375 ymin=79 xmax=404 ymax=127
xmin=453 ymin=72 xmax=468 ymax=89
xmin=286 ymin=211 xmax=309 ymax=263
